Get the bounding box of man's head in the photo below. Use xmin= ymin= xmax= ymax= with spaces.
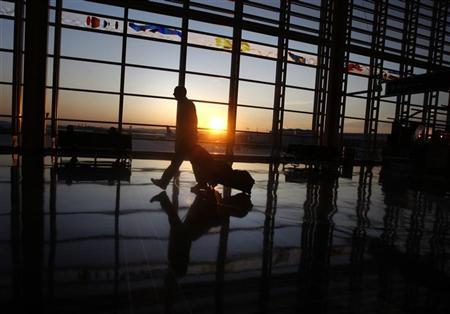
xmin=173 ymin=86 xmax=187 ymax=100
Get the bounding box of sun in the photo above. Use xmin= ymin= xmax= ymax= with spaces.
xmin=209 ymin=116 xmax=226 ymax=132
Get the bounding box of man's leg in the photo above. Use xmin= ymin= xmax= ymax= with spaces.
xmin=152 ymin=155 xmax=183 ymax=189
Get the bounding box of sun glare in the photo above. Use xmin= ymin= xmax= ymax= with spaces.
xmin=209 ymin=116 xmax=226 ymax=132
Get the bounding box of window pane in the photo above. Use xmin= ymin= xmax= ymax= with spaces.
xmin=185 ymin=74 xmax=229 ymax=103
xmin=45 ymin=88 xmax=52 ymax=118
xmin=347 ymin=75 xmax=368 ymax=93
xmin=235 ymin=130 xmax=271 ymax=156
xmin=0 ymin=84 xmax=11 ymax=115
xmin=284 ymin=88 xmax=314 ymax=112
xmin=61 ymin=28 xmax=122 ymax=62
xmin=283 ymin=112 xmax=313 ymax=130
xmin=240 ymin=55 xmax=276 ymax=83
xmin=126 ymin=38 xmax=180 ymax=69
xmin=243 ymin=4 xmax=279 ymax=27
xmin=0 ymin=19 xmax=14 ymax=49
xmin=288 ymin=40 xmax=317 ymax=54
xmin=125 ymin=67 xmax=178 ymax=97
xmin=343 ymin=118 xmax=364 ymax=134
xmin=58 ymin=90 xmax=119 ymax=122
xmin=189 ymin=20 xmax=232 ymax=37
xmin=60 ymin=59 xmax=121 ymax=92
xmin=0 ymin=52 xmax=13 ymax=82
xmin=63 ymin=0 xmax=124 ymax=17
xmin=47 ymin=57 xmax=53 ymax=86
xmin=345 ymin=96 xmax=366 ymax=119
xmin=242 ymin=30 xmax=278 ymax=45
xmin=123 ymin=96 xmax=176 ymax=126
xmin=187 ymin=47 xmax=231 ymax=76
xmin=196 ymin=102 xmax=228 ymax=131
xmin=286 ymin=63 xmax=316 ymax=88
xmin=238 ymin=81 xmax=274 ymax=108
xmin=129 ymin=9 xmax=181 ymax=27
xmin=236 ymin=106 xmax=272 ymax=132
xmin=190 ymin=1 xmax=235 ymax=17
xmin=48 ymin=26 xmax=55 ymax=54
xmin=379 ymin=101 xmax=396 ymax=121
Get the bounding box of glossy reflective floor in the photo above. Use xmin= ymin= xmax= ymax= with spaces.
xmin=1 ymin=156 xmax=449 ymax=314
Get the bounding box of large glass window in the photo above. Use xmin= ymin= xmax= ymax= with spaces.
xmin=2 ymin=0 xmax=446 ymax=157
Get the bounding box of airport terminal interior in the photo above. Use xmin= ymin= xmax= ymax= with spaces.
xmin=0 ymin=0 xmax=450 ymax=313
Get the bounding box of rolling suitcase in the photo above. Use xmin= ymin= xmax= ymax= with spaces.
xmin=218 ymin=169 xmax=255 ymax=194
xmin=190 ymin=145 xmax=255 ymax=194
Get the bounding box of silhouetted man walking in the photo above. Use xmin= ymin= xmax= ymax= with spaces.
xmin=152 ymin=86 xmax=197 ymax=190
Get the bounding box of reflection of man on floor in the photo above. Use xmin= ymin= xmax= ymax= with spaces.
xmin=152 ymin=190 xmax=223 ymax=276
xmin=152 ymin=86 xmax=198 ymax=190
xmin=150 ymin=189 xmax=252 ymax=312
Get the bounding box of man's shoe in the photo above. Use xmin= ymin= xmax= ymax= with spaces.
xmin=151 ymin=178 xmax=167 ymax=190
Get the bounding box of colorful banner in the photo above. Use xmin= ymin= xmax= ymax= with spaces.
xmin=58 ymin=12 xmax=400 ymax=81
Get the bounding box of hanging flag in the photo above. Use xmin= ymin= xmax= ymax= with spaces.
xmin=128 ymin=22 xmax=182 ymax=37
xmin=85 ymin=15 xmax=119 ymax=30
xmin=62 ymin=12 xmax=123 ymax=32
xmin=214 ymin=37 xmax=251 ymax=52
xmin=215 ymin=37 xmax=233 ymax=50
xmin=86 ymin=15 xmax=101 ymax=28
xmin=287 ymin=51 xmax=317 ymax=65
xmin=347 ymin=62 xmax=368 ymax=75
xmin=288 ymin=51 xmax=306 ymax=64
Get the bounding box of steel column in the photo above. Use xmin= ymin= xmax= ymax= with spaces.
xmin=178 ymin=0 xmax=189 ymax=87
xmin=50 ymin=0 xmax=62 ymax=148
xmin=323 ymin=0 xmax=348 ymax=148
xmin=364 ymin=0 xmax=388 ymax=160
xmin=22 ymin=0 xmax=49 ymax=154
xmin=270 ymin=0 xmax=290 ymax=160
xmin=312 ymin=0 xmax=333 ymax=145
xmin=422 ymin=1 xmax=448 ymax=136
xmin=395 ymin=0 xmax=419 ymax=123
xmin=338 ymin=0 xmax=354 ymax=146
xmin=118 ymin=7 xmax=129 ymax=132
xmin=11 ymin=0 xmax=24 ymax=150
xmin=226 ymin=0 xmax=243 ymax=159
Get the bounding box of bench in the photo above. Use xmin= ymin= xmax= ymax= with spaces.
xmin=58 ymin=127 xmax=132 ymax=164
